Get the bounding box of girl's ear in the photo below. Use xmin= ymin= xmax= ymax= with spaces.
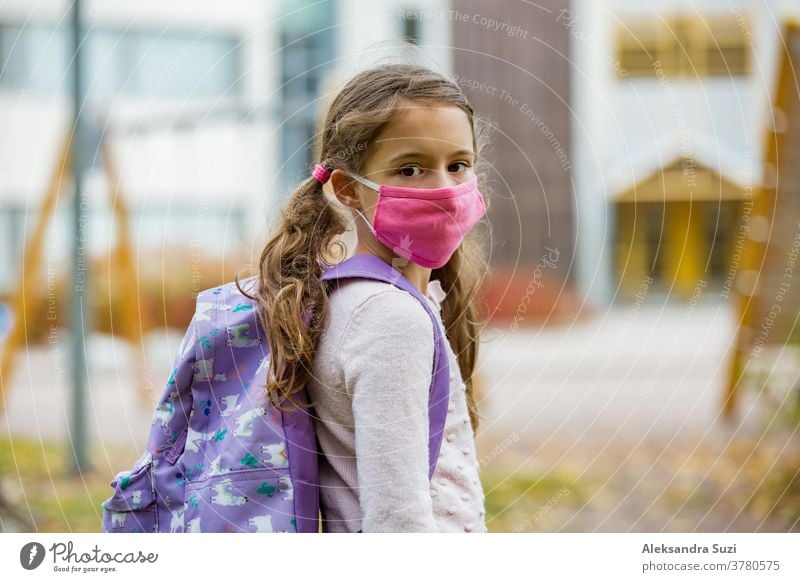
xmin=329 ymin=168 xmax=361 ymax=210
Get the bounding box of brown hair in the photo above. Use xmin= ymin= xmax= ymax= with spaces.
xmin=237 ymin=62 xmax=491 ymax=434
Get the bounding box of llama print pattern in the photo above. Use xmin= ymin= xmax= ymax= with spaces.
xmin=226 ymin=323 xmax=261 ymax=348
xmin=194 ymin=359 xmax=214 ymax=382
xmin=186 ymin=427 xmax=225 ymax=453
xmin=219 ymin=394 xmax=242 ymax=417
xmin=195 ymin=301 xmax=232 ymax=322
xmin=170 ymin=508 xmax=185 ymax=533
xmin=110 ymin=512 xmax=126 ymax=528
xmin=211 ymin=479 xmax=248 ymax=507
xmin=153 ymin=390 xmax=178 ymax=427
xmin=206 ymin=454 xmax=232 ymax=478
xmin=234 ymin=407 xmax=266 ymax=437
xmin=261 ymin=442 xmax=289 ymax=468
xmin=186 ymin=517 xmax=202 ymax=533
xmin=248 ymin=514 xmax=275 ymax=532
xmin=279 ymin=475 xmax=293 ymax=501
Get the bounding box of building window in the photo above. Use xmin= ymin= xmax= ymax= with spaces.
xmin=400 ymin=10 xmax=420 ymax=44
xmin=616 ymin=16 xmax=751 ymax=78
xmin=0 ymin=22 xmax=241 ymax=98
xmin=617 ymin=20 xmax=664 ymax=77
xmin=278 ymin=0 xmax=335 ymax=191
xmin=700 ymin=18 xmax=750 ymax=76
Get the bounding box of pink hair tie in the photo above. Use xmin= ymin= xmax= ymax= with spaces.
xmin=312 ymin=163 xmax=331 ymax=184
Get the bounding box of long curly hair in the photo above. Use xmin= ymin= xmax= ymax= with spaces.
xmin=237 ymin=62 xmax=491 ymax=433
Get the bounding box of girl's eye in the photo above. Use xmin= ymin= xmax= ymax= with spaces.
xmin=398 ymin=165 xmax=422 ymax=177
xmin=397 ymin=162 xmax=472 ymax=177
xmin=449 ymin=161 xmax=471 ymax=173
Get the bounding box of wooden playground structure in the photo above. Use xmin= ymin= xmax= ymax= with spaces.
xmin=725 ymin=20 xmax=800 ymax=420
xmin=0 ymin=122 xmax=150 ymax=414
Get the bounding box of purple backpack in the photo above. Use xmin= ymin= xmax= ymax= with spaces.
xmin=100 ymin=253 xmax=451 ymax=533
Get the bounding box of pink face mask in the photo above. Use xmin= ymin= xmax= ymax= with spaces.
xmin=349 ymin=172 xmax=487 ymax=269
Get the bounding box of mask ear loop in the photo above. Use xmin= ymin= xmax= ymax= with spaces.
xmin=349 ymin=173 xmax=380 ymax=236
xmin=350 ymin=173 xmax=380 ymax=191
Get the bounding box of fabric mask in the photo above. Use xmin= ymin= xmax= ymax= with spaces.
xmin=349 ymin=172 xmax=486 ymax=269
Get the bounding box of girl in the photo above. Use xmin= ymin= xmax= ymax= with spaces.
xmin=245 ymin=62 xmax=490 ymax=532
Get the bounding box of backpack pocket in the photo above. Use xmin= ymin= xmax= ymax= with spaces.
xmin=182 ymin=468 xmax=297 ymax=533
xmin=101 ymin=455 xmax=158 ymax=533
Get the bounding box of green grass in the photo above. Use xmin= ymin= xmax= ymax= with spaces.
xmin=0 ymin=436 xmax=139 ymax=532
xmin=2 ymin=435 xmax=583 ymax=533
xmin=7 ymin=434 xmax=795 ymax=533
xmin=482 ymin=462 xmax=591 ymax=532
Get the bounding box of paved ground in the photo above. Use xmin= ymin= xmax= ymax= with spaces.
xmin=474 ymin=297 xmax=799 ymax=532
xmin=478 ymin=295 xmax=759 ymax=439
xmin=2 ymin=297 xmax=798 ymax=532
xmin=0 ymin=327 xmax=186 ymax=451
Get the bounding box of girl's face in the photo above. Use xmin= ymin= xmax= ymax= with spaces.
xmin=358 ymin=99 xmax=476 ymax=190
xmin=331 ymin=99 xmax=476 ymax=258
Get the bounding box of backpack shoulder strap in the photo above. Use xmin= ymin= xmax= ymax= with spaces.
xmin=319 ymin=253 xmax=450 ymax=480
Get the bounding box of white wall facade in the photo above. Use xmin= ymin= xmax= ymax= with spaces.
xmin=569 ymin=0 xmax=793 ymax=306
xmin=0 ymin=0 xmax=281 ymax=295
xmin=0 ymin=0 xmax=457 ymax=295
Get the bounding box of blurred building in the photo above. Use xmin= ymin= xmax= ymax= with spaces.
xmin=451 ymin=0 xmax=577 ymax=321
xmin=0 ymin=0 xmax=452 ymax=302
xmin=450 ymin=0 xmax=799 ymax=314
xmin=0 ymin=0 xmax=282 ymax=298
xmin=571 ymin=0 xmax=798 ymax=307
xmin=7 ymin=0 xmax=796 ymax=319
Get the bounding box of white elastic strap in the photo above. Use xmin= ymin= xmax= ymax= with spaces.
xmin=351 ymin=173 xmax=380 ymax=191
xmin=355 ymin=208 xmax=377 ymax=236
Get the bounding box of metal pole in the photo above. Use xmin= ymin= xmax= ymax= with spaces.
xmin=69 ymin=0 xmax=91 ymax=475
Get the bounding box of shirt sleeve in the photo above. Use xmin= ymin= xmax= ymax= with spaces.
xmin=337 ymin=288 xmax=438 ymax=532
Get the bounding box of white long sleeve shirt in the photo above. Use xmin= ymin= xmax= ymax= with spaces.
xmin=306 ymin=277 xmax=487 ymax=532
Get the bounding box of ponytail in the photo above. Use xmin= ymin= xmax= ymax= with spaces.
xmin=237 ymin=168 xmax=347 ymax=412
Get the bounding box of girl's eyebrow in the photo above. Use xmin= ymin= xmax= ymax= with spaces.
xmin=387 ymin=149 xmax=476 ymax=164
xmin=451 ymin=148 xmax=477 ymax=159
